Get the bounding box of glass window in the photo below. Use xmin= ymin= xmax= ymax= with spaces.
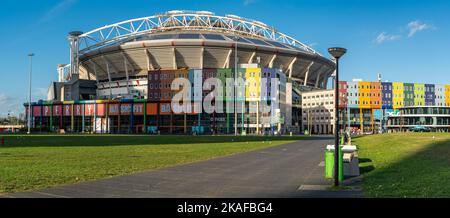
xmin=202 ymin=34 xmax=225 ymax=40
xmin=178 ymin=33 xmax=201 ymax=39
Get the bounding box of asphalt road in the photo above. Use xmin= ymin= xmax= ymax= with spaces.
xmin=6 ymin=137 xmax=362 ymax=198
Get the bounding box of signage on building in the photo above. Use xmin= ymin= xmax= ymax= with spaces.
xmin=43 ymin=106 xmax=51 ymax=116
xmin=109 ymin=104 xmax=120 ymax=116
xmin=120 ymin=104 xmax=132 ymax=115
xmin=53 ymin=105 xmax=62 ymax=116
xmin=96 ymin=104 xmax=106 ymax=117
xmin=63 ymin=105 xmax=72 ymax=116
xmin=134 ymin=103 xmax=144 ymax=115
xmin=84 ymin=104 xmax=95 ymax=116
xmin=33 ymin=106 xmax=41 ymax=116
xmin=160 ymin=103 xmax=171 ymax=115
xmin=74 ymin=105 xmax=83 ymax=116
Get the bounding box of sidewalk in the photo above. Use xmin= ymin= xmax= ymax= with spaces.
xmin=293 ymin=160 xmax=364 ymax=198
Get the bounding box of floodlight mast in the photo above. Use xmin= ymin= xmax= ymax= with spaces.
xmin=69 ymin=31 xmax=83 ymax=77
xmin=27 ymin=53 xmax=34 ymax=134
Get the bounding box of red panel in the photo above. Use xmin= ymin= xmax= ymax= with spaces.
xmin=96 ymin=104 xmax=106 ymax=117
xmin=84 ymin=104 xmax=95 ymax=116
xmin=53 ymin=105 xmax=62 ymax=116
xmin=63 ymin=105 xmax=72 ymax=116
xmin=43 ymin=106 xmax=51 ymax=116
xmin=73 ymin=105 xmax=83 ymax=116
xmin=133 ymin=103 xmax=144 ymax=115
xmin=120 ymin=104 xmax=132 ymax=115
xmin=33 ymin=106 xmax=41 ymax=116
xmin=109 ymin=104 xmax=120 ymax=116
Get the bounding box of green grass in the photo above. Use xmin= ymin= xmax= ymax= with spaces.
xmin=354 ymin=132 xmax=450 ymax=198
xmin=0 ymin=134 xmax=305 ymax=194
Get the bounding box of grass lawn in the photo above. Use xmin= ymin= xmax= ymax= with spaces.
xmin=354 ymin=132 xmax=450 ymax=198
xmin=0 ymin=135 xmax=304 ymax=194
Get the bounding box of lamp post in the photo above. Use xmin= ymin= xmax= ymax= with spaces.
xmin=233 ymin=35 xmax=239 ymax=136
xmin=328 ymin=47 xmax=347 ymax=186
xmin=27 ymin=53 xmax=35 ymax=134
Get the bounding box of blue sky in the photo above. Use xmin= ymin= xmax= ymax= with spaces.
xmin=0 ymin=0 xmax=449 ymax=116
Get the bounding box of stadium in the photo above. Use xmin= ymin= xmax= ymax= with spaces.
xmin=27 ymin=10 xmax=335 ymax=134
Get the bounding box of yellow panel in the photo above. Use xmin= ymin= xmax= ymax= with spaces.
xmin=446 ymin=85 xmax=450 ymax=106
xmin=392 ymin=82 xmax=404 ymax=109
xmin=245 ymin=68 xmax=261 ymax=102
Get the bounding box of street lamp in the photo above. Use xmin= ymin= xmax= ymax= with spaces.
xmin=27 ymin=53 xmax=35 ymax=134
xmin=233 ymin=35 xmax=239 ymax=136
xmin=328 ymin=47 xmax=347 ymax=187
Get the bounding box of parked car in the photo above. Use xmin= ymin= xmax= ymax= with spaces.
xmin=410 ymin=126 xmax=431 ymax=132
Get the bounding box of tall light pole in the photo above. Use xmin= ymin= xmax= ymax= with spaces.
xmin=328 ymin=47 xmax=347 ymax=186
xmin=27 ymin=53 xmax=35 ymax=134
xmin=233 ymin=35 xmax=239 ymax=136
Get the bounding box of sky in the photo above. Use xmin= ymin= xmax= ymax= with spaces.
xmin=0 ymin=0 xmax=449 ymax=116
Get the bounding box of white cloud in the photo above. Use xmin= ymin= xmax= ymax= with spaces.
xmin=39 ymin=0 xmax=78 ymax=23
xmin=407 ymin=20 xmax=432 ymax=37
xmin=0 ymin=87 xmax=48 ymax=117
xmin=0 ymin=94 xmax=21 ymax=117
xmin=374 ymin=32 xmax=401 ymax=44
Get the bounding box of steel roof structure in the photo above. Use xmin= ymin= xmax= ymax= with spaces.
xmin=67 ymin=11 xmax=335 ymax=90
xmin=78 ymin=10 xmax=318 ymax=54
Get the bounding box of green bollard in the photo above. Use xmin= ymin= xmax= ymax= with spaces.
xmin=325 ymin=150 xmax=334 ymax=179
xmin=338 ymin=144 xmax=344 ymax=181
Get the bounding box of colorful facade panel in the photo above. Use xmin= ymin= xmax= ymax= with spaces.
xmin=381 ymin=82 xmax=393 ymax=109
xmin=358 ymin=81 xmax=371 ymax=109
xmin=392 ymin=82 xmax=404 ymax=109
xmin=404 ymin=83 xmax=415 ymax=107
xmin=425 ymin=84 xmax=435 ymax=106
xmin=245 ymin=68 xmax=261 ymax=101
xmin=446 ymin=85 xmax=450 ymax=106
xmin=414 ymin=83 xmax=425 ymax=106
xmin=370 ymin=82 xmax=381 ymax=109
xmin=346 ymin=81 xmax=359 ymax=108
xmin=338 ymin=81 xmax=348 ymax=108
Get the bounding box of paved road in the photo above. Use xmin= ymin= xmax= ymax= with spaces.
xmin=5 ymin=137 xmax=361 ymax=198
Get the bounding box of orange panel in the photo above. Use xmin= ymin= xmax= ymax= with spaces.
xmin=108 ymin=104 xmax=120 ymax=116
xmin=133 ymin=103 xmax=144 ymax=115
xmin=146 ymin=103 xmax=158 ymax=115
xmin=160 ymin=103 xmax=172 ymax=115
xmin=120 ymin=104 xmax=132 ymax=115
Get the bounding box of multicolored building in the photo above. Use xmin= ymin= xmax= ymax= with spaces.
xmin=338 ymin=81 xmax=450 ymax=109
xmin=25 ymin=67 xmax=290 ymax=135
xmin=301 ymin=80 xmax=450 ymax=134
xmin=339 ymin=80 xmax=450 ymax=133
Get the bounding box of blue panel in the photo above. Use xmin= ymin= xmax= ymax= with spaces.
xmin=425 ymin=84 xmax=435 ymax=106
xmin=381 ymin=82 xmax=393 ymax=109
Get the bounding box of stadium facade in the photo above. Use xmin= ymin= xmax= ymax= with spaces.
xmin=25 ymin=11 xmax=336 ymax=134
